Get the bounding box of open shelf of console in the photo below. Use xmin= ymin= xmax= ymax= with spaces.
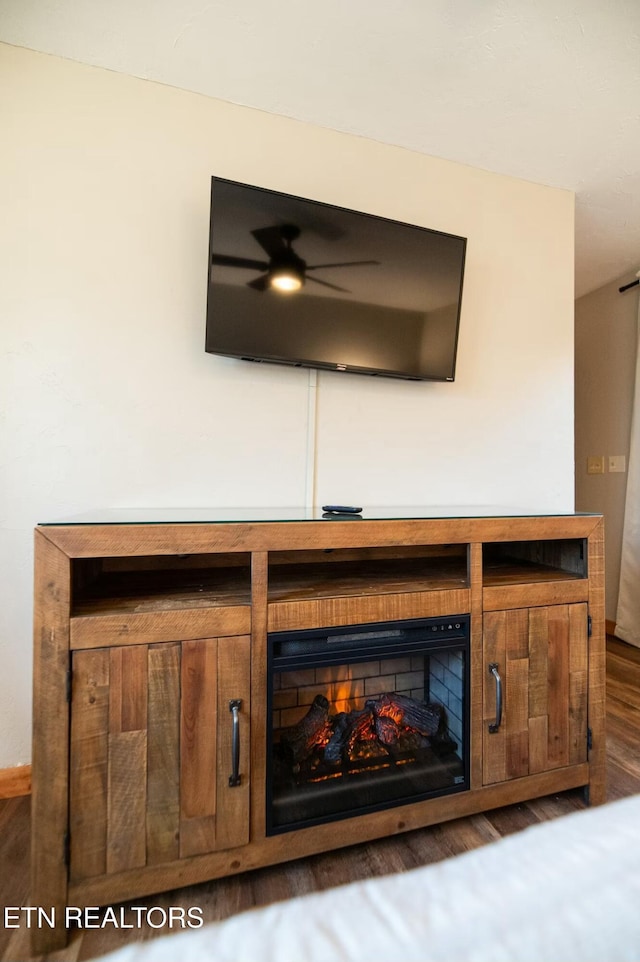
xmin=482 ymin=538 xmax=586 ymax=584
xmin=70 ymin=553 xmax=252 ymax=648
xmin=267 ymin=554 xmax=469 ymax=601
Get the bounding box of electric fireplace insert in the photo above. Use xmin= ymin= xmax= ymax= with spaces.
xmin=267 ymin=616 xmax=470 ymax=833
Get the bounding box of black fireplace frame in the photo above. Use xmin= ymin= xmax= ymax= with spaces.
xmin=266 ymin=615 xmax=471 ymax=835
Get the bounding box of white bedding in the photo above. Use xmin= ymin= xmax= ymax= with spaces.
xmin=99 ymin=794 xmax=640 ymax=962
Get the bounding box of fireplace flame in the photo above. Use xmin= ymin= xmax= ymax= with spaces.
xmin=332 ymin=679 xmax=360 ymax=716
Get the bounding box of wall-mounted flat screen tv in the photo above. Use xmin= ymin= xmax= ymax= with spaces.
xmin=205 ymin=177 xmax=466 ymax=381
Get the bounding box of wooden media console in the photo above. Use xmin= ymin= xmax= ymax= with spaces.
xmin=31 ymin=509 xmax=606 ymax=952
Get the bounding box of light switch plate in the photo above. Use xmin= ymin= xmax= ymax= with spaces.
xmin=609 ymin=455 xmax=626 ymax=473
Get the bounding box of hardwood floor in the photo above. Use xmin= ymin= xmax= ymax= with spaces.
xmin=3 ymin=636 xmax=640 ymax=962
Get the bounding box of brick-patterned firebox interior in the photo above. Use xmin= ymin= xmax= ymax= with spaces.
xmin=267 ymin=617 xmax=470 ymax=833
xmin=273 ymin=655 xmax=428 ymax=729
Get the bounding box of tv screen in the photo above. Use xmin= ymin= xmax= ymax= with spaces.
xmin=205 ymin=178 xmax=466 ymax=381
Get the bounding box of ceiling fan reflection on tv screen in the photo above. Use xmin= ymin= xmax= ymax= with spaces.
xmin=205 ymin=177 xmax=467 ymax=382
xmin=212 ymin=223 xmax=380 ymax=294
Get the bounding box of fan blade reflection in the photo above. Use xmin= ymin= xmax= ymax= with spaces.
xmin=306 ymin=260 xmax=380 ymax=270
xmin=247 ymin=274 xmax=270 ymax=291
xmin=307 ymin=276 xmax=350 ymax=293
xmin=212 ymin=253 xmax=269 ymax=271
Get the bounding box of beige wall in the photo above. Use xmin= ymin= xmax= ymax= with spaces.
xmin=0 ymin=44 xmax=575 ymax=766
xmin=575 ymin=276 xmax=639 ymax=622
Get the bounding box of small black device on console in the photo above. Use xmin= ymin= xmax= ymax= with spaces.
xmin=322 ymin=505 xmax=363 ymax=514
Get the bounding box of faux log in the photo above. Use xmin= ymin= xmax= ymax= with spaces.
xmin=281 ymin=694 xmax=331 ymax=764
xmin=324 ymin=712 xmax=349 ymax=764
xmin=368 ymin=693 xmax=442 ymax=737
xmin=283 ymin=692 xmax=445 ymax=769
xmin=346 ymin=709 xmax=377 ymax=756
xmin=374 ymin=714 xmax=400 ymax=747
xmin=324 ymin=709 xmax=377 ymax=765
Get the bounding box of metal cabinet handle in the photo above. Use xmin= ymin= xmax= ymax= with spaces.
xmin=229 ymin=699 xmax=242 ymax=787
xmin=488 ymin=663 xmax=502 ymax=733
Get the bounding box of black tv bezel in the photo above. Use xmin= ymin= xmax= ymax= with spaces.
xmin=205 ymin=177 xmax=467 ymax=383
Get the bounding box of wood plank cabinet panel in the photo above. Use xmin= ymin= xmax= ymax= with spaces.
xmin=69 ymin=649 xmax=109 ymax=882
xmin=482 ymin=580 xmax=589 ymax=611
xmin=214 ymin=635 xmax=251 ymax=851
xmin=70 ymin=607 xmax=250 ymax=649
xmin=146 ymin=643 xmax=180 ymax=865
xmin=106 ymin=730 xmax=147 ymax=874
xmin=69 ymin=636 xmax=251 ymax=884
xmin=482 ymin=604 xmax=588 ymax=786
xmin=180 ymin=639 xmax=218 ymax=852
xmin=268 ymin=588 xmax=470 ymax=632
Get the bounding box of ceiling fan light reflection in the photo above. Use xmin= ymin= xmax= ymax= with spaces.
xmin=269 ymin=269 xmax=303 ymax=293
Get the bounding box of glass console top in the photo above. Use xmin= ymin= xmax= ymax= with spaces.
xmin=39 ymin=506 xmax=595 ymax=525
